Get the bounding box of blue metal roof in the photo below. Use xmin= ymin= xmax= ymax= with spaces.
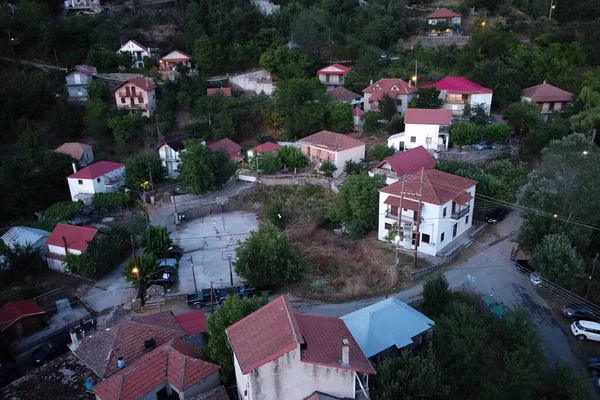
xmin=340 ymin=297 xmax=435 ymax=358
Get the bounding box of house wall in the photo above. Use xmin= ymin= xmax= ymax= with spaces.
xmin=428 ymin=16 xmax=461 ymax=25
xmin=68 ymin=178 xmax=95 ymax=202
xmin=404 ymin=123 xmax=446 ymax=151
xmin=335 ymin=145 xmax=366 ymax=176
xmin=158 ymin=145 xmax=182 ymax=174
xmin=48 ymin=244 xmax=82 ymax=257
xmin=229 ymin=70 xmax=274 ymax=96
xmin=67 ymin=166 xmax=125 ymax=202
xmin=364 ymin=93 xmax=415 ymax=115
xmin=318 ymin=73 xmax=344 ymax=85
xmin=66 ymin=72 xmax=93 ymax=86
xmin=363 ymin=93 xmax=373 ymax=112
xmin=181 ymin=372 xmax=220 ymax=398
xmin=470 ymin=93 xmax=492 ymax=115
xmin=118 ymin=42 xmax=150 ymax=68
xmin=80 ymin=148 xmax=94 ymax=166
xmin=114 ymin=85 xmax=156 ymax=117
xmin=236 ymin=347 xmax=356 ymax=400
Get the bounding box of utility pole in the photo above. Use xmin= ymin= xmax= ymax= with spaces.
xmin=227 ymin=254 xmax=234 ymax=287
xmin=189 ymin=255 xmax=198 ymax=293
xmin=413 ymin=60 xmax=418 ymax=89
xmin=394 ymin=181 xmax=405 ymax=261
xmin=549 ymin=0 xmax=555 ymax=19
xmin=147 ymin=162 xmax=154 ymax=191
xmin=413 ymin=168 xmax=425 ymax=267
xmin=586 ymin=253 xmax=599 ymax=299
xmin=210 ymin=281 xmax=214 ymax=314
xmin=131 ymin=235 xmax=145 ymax=306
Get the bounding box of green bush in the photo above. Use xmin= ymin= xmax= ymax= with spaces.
xmin=344 ymin=160 xmax=363 ymax=175
xmin=319 ymin=161 xmax=337 ymax=177
xmin=260 ymin=153 xmax=282 ymax=175
xmin=369 ymin=144 xmax=395 ymax=161
xmin=92 ymin=192 xmax=131 ymax=209
xmin=483 ymin=124 xmax=511 ymax=143
xmin=34 ymin=200 xmax=84 ymax=231
xmin=451 ymin=123 xmax=512 ymax=146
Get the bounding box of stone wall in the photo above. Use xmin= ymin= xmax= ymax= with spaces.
xmin=437 ymin=147 xmax=516 ymax=165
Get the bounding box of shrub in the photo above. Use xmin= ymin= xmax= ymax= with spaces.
xmin=92 ymin=192 xmax=131 ymax=209
xmin=260 ymin=153 xmax=282 ymax=175
xmin=319 ymin=161 xmax=337 ymax=177
xmin=422 ymin=274 xmax=452 ymax=317
xmin=310 ymin=277 xmax=330 ymax=293
xmin=344 ymin=160 xmax=363 ymax=175
xmin=369 ymin=144 xmax=395 ymax=161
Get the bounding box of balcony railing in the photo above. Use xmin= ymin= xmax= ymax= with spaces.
xmin=451 ymin=205 xmax=470 ymax=220
xmin=118 ymin=104 xmax=147 ymax=110
xmin=439 ymin=126 xmax=450 ymax=134
xmin=385 ymin=211 xmax=416 ymax=226
xmin=118 ymin=91 xmax=140 ymax=97
xmin=105 ymin=176 xmax=124 ymax=187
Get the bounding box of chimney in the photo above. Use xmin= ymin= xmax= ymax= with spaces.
xmin=408 ymin=80 xmax=412 ymax=88
xmin=69 ymin=327 xmax=80 ymax=351
xmin=118 ymin=357 xmax=126 ymax=369
xmin=145 ymin=78 xmax=150 ymax=88
xmin=543 ymin=79 xmax=547 ymax=85
xmin=72 ymin=162 xmax=77 ymax=174
xmin=370 ymin=79 xmax=373 ymax=85
xmin=341 ymin=339 xmax=349 ymax=367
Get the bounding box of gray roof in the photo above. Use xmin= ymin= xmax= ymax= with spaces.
xmin=1 ymin=227 xmax=50 ymax=249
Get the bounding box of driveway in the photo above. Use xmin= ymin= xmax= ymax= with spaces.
xmin=292 ymin=211 xmax=583 ymax=372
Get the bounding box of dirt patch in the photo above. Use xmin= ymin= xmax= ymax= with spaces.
xmin=346 ymin=131 xmax=387 ymax=155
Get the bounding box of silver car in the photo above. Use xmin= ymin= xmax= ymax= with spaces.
xmin=530 ymin=272 xmax=542 ymax=286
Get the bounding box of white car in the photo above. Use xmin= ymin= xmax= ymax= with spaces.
xmin=571 ymin=320 xmax=600 ymax=341
xmin=530 ymin=272 xmax=542 ymax=286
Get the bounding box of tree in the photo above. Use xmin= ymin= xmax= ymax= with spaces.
xmin=319 ymin=160 xmax=337 ymax=177
xmin=503 ymin=101 xmax=543 ymax=138
xmin=123 ymin=252 xmax=158 ymax=297
xmin=141 ymin=226 xmax=172 ymax=259
xmin=530 ymin=233 xmax=585 ymax=288
xmin=259 ymin=152 xmax=282 ymax=175
xmin=87 ymin=100 xmax=111 ymax=140
xmin=107 ymin=114 xmax=143 ymax=156
xmin=16 ymin=122 xmax=43 ymax=154
xmin=178 ymin=139 xmax=235 ymax=195
xmin=378 ymin=94 xmax=397 ymax=122
xmin=278 ymin=146 xmax=308 ymax=174
xmin=87 ymin=80 xmax=108 ymax=101
xmin=368 ymin=144 xmax=394 ymax=161
xmin=327 ymin=173 xmax=386 ymax=236
xmin=344 ymin=160 xmax=362 ymax=175
xmin=544 ymin=363 xmax=592 ymax=400
xmin=290 ymin=9 xmax=324 ymax=59
xmin=192 ymin=35 xmax=222 ymax=78
xmin=65 ymin=228 xmax=129 ymax=279
xmin=206 ymin=294 xmax=267 ymax=381
xmin=275 ymin=78 xmax=329 ymax=139
xmin=259 ymin=46 xmax=315 ymax=80
xmin=363 ymin=111 xmax=383 ymax=134
xmin=422 ymin=274 xmax=452 ymax=318
xmin=409 ymin=87 xmax=443 ymax=109
xmin=328 ymin=102 xmax=353 ymax=133
xmin=125 ymin=153 xmax=166 ymax=190
xmin=463 ymin=103 xmax=489 ymax=125
xmin=234 ymin=223 xmax=307 ymax=286
xmin=0 ymin=243 xmax=43 ymax=283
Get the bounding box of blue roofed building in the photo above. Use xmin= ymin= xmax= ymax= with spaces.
xmin=340 ymin=297 xmax=435 ymax=359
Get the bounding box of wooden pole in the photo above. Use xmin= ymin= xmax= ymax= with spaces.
xmin=413 ymin=168 xmax=425 ymax=267
xmin=395 ymin=181 xmax=405 ymax=261
xmin=586 ymin=253 xmax=599 ymax=299
xmin=210 ymin=281 xmax=214 ymax=314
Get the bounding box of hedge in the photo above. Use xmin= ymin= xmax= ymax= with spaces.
xmin=450 ymin=123 xmax=511 ymax=146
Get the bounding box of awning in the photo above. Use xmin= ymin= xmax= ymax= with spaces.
xmin=384 ymin=196 xmax=420 ymax=212
xmin=454 ymin=192 xmax=473 ymax=205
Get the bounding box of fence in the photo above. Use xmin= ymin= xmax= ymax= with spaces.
xmin=229 ymin=69 xmax=274 ymax=95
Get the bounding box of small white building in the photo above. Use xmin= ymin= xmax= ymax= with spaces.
xmin=521 ymin=81 xmax=574 ymax=116
xmin=1 ymin=227 xmax=50 ymax=252
xmin=424 ymin=77 xmax=493 ymax=116
xmin=370 ymin=146 xmax=436 ymax=185
xmin=297 ymin=130 xmax=366 ymax=177
xmin=63 ymin=0 xmax=100 ymax=10
xmin=387 ymin=108 xmax=452 ymax=152
xmin=226 ymin=296 xmax=375 ymax=400
xmin=247 ymin=142 xmax=281 ymax=159
xmin=155 ymin=133 xmax=198 ymax=175
xmin=113 ymin=77 xmax=157 ymax=117
xmin=362 ymin=78 xmax=417 ymax=115
xmin=426 ymin=8 xmax=462 ymax=25
xmin=378 ymin=169 xmax=477 ymax=256
xmin=317 ymin=64 xmax=351 ymax=89
xmin=117 ymin=40 xmax=150 ymax=69
xmin=46 ymin=224 xmax=98 ymax=272
xmin=55 ymin=142 xmax=94 ymax=166
xmin=67 ymin=161 xmax=125 ymax=205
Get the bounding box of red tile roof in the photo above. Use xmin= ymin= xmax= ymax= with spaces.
xmin=227 ymin=296 xmax=374 ymax=376
xmin=0 ymin=300 xmax=45 ymax=331
xmin=376 ymin=146 xmax=436 ymax=178
xmin=298 ymin=131 xmax=365 ymax=152
xmin=67 ymin=161 xmax=124 ymax=180
xmin=174 ymin=310 xmax=208 ymax=335
xmin=317 ymin=64 xmax=352 ymax=75
xmin=521 ymin=82 xmax=574 ymax=103
xmin=380 ymin=169 xmax=477 ymax=205
xmin=425 ymin=77 xmax=492 ymax=94
xmin=47 ymin=224 xmax=98 ymax=253
xmin=405 ymin=108 xmax=452 ymax=125
xmin=160 ymin=50 xmax=191 ymax=63
xmin=427 ymin=8 xmax=461 ymax=19
xmin=72 ymin=65 xmax=97 ymax=76
xmin=125 ymin=39 xmax=148 ymax=52
xmin=207 ymin=87 xmax=232 ymax=97
xmin=330 ymin=86 xmax=361 ymax=102
xmin=251 ymin=142 xmax=281 ymax=154
xmin=55 ymin=142 xmax=93 ymax=160
xmin=74 ymin=311 xmax=185 ymax=378
xmin=352 ymin=108 xmax=365 ymax=117
xmin=363 ymin=78 xmax=417 ymax=103
xmin=188 ymin=386 xmax=229 ymax=400
xmin=295 ymin=313 xmax=375 ymax=375
xmin=92 ymin=338 xmax=219 ymax=400
xmin=208 ymin=138 xmax=242 ymax=156
xmin=113 ymin=77 xmax=156 ymax=93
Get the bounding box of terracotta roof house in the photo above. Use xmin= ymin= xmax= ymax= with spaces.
xmin=247 ymin=142 xmax=281 ymax=159
xmin=387 ymin=108 xmax=453 ymax=153
xmin=363 ymin=78 xmax=417 ymax=115
xmin=55 ymin=142 xmax=94 ymax=166
xmin=426 ymin=8 xmax=462 ymax=26
xmin=46 ymin=224 xmax=99 ymax=272
xmin=188 ymin=386 xmax=229 ymax=400
xmin=174 ymin=310 xmax=208 ymax=335
xmin=330 ymin=87 xmax=362 ymax=103
xmin=521 ymin=81 xmax=574 ymax=115
xmin=378 ymin=169 xmax=477 ymax=256
xmin=92 ymin=338 xmax=220 ymax=400
xmin=67 ymin=161 xmax=125 ymax=206
xmin=317 ymin=64 xmax=352 ymax=88
xmin=65 ymin=65 xmax=97 ymax=101
xmin=0 ymin=300 xmax=45 ymax=341
xmin=117 ymin=39 xmax=150 ymax=68
xmin=297 ymin=131 xmax=366 ymax=177
xmin=226 ymin=296 xmax=375 ymax=400
xmin=160 ymin=50 xmax=192 ymax=70
xmin=370 ymin=145 xmax=436 ymax=184
xmin=207 ymin=87 xmax=233 ymax=97
xmin=424 ymin=77 xmax=493 ymax=116
xmin=208 ymin=138 xmax=243 ymax=162
xmin=352 ymin=107 xmax=365 ymax=127
xmin=113 ymin=77 xmax=157 ymax=117
xmin=155 ymin=133 xmax=202 ymax=175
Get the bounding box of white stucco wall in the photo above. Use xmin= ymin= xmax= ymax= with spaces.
xmin=115 ymin=85 xmax=156 ymax=117
xmin=158 ymin=145 xmax=182 ymax=174
xmin=470 ymin=93 xmax=492 ymax=115
xmin=68 ymin=166 xmax=125 ymax=202
xmin=404 ymin=123 xmax=447 ymax=151
xmin=363 ymin=93 xmax=373 ymax=112
xmin=48 ymin=244 xmax=82 ymax=257
xmin=335 ymin=145 xmax=366 ymax=176
xmin=318 ymin=73 xmax=344 ymax=85
xmin=363 ymin=93 xmax=415 ymax=114
xmin=235 ymin=348 xmax=356 ymax=400
xmin=428 ymin=16 xmax=461 ymax=25
xmin=118 ymin=41 xmax=150 ymax=68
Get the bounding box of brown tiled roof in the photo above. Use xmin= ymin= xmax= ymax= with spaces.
xmin=113 ymin=77 xmax=156 ymax=92
xmin=375 ymin=146 xmax=436 ymax=178
xmin=362 ymin=78 xmax=417 ymax=102
xmin=330 ymin=87 xmax=360 ymax=102
xmin=188 ymin=386 xmax=229 ymax=400
xmin=427 ymin=8 xmax=461 ymax=19
xmin=55 ymin=142 xmax=92 ymax=160
xmin=404 ymin=108 xmax=452 ymax=125
xmin=154 ymin=133 xmax=194 ymax=151
xmin=380 ymin=169 xmax=476 ymax=205
xmin=297 ymin=131 xmax=365 ymax=152
xmin=160 ymin=50 xmax=191 ymax=62
xmin=92 ymin=339 xmax=219 ymax=400
xmin=126 ymin=39 xmax=148 ymax=52
xmin=0 ymin=300 xmax=45 ymax=331
xmin=174 ymin=310 xmax=208 ymax=335
xmin=521 ymin=83 xmax=574 ymax=103
xmin=208 ymin=138 xmax=242 ymax=156
xmin=207 ymin=87 xmax=232 ymax=97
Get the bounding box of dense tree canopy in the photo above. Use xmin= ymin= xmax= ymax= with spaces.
xmin=178 ymin=139 xmax=236 ymax=195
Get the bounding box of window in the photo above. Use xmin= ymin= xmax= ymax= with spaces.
xmin=395 ymin=99 xmax=402 ymax=106
xmin=410 ymin=137 xmax=416 ymax=143
xmin=97 ymin=178 xmax=101 ymax=183
xmin=443 ymin=207 xmax=447 ymax=217
xmin=138 ymin=96 xmax=144 ymax=104
xmin=153 ymin=93 xmax=155 ymax=100
xmin=421 ymin=233 xmax=430 ymax=244
xmin=426 ymin=137 xmax=432 ymax=144
xmin=121 ymin=98 xmax=126 ymax=104
xmin=325 ymin=74 xmax=330 ymax=83
xmin=465 ymin=215 xmax=469 ymax=225
xmin=384 ymin=223 xmax=393 ymax=230
xmin=440 ymin=232 xmax=445 ymax=242
xmin=452 ymin=223 xmax=458 ymax=238
xmin=390 ymin=206 xmax=398 ymax=216
xmin=78 ymin=180 xmax=83 ymax=185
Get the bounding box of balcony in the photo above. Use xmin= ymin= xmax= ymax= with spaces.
xmin=118 ymin=103 xmax=147 ymax=110
xmin=105 ymin=175 xmax=124 ymax=188
xmin=451 ymin=205 xmax=470 ymax=220
xmin=385 ymin=210 xmax=416 ymax=226
xmin=118 ymin=91 xmax=141 ymax=97
xmin=439 ymin=125 xmax=450 ymax=134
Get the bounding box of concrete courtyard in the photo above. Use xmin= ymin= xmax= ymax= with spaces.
xmin=170 ymin=211 xmax=259 ymax=293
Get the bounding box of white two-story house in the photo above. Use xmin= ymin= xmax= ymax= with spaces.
xmin=378 ymin=169 xmax=477 ymax=256
xmin=317 ymin=64 xmax=351 ymax=89
xmin=155 ymin=133 xmax=202 ymax=175
xmin=67 ymin=161 xmax=125 ymax=205
xmin=362 ymin=78 xmax=417 ymax=115
xmin=117 ymin=39 xmax=150 ymax=68
xmin=370 ymin=146 xmax=437 ymax=185
xmin=424 ymin=77 xmax=493 ymax=116
xmin=387 ymin=108 xmax=452 ymax=152
xmin=113 ymin=77 xmax=157 ymax=117
xmin=227 ymin=295 xmax=375 ymax=400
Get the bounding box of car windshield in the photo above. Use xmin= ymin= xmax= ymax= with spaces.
xmin=575 ymin=321 xmax=584 ymax=330
xmin=162 ymin=273 xmax=170 ymax=279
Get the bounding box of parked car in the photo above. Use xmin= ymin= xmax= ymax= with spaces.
xmin=515 ymin=259 xmax=534 ymax=274
xmin=473 ymin=141 xmax=495 ymax=150
xmin=32 ymin=340 xmax=68 ymax=365
xmin=186 ymin=286 xmax=270 ymax=308
xmin=168 ymin=245 xmax=183 ymax=259
xmin=571 ymin=320 xmax=600 ymax=341
xmin=588 ymin=355 xmax=600 ymax=375
xmin=485 ymin=208 xmax=509 ymax=224
xmin=158 ymin=258 xmax=178 ymax=272
xmin=530 ymin=272 xmax=542 ymax=286
xmin=67 ymin=215 xmax=92 ymax=226
xmin=187 ymin=288 xmax=220 ymax=309
xmin=563 ymin=304 xmax=599 ymax=321
xmin=151 ymin=271 xmax=176 ymax=287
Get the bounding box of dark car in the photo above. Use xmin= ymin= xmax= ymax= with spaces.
xmin=485 ymin=208 xmax=509 ymax=224
xmin=515 ymin=259 xmax=534 ymax=274
xmin=151 ymin=271 xmax=176 ymax=287
xmin=589 ymin=355 xmax=600 ymax=375
xmin=168 ymin=245 xmax=183 ymax=259
xmin=563 ymin=304 xmax=599 ymax=321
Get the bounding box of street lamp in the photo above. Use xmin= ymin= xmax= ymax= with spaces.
xmin=132 ymin=267 xmax=144 ymax=306
xmin=583 ymin=150 xmax=589 ymax=155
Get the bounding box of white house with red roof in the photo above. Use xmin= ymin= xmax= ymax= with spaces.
xmin=160 ymin=50 xmax=191 ymax=71
xmin=113 ymin=77 xmax=157 ymax=117
xmin=317 ymin=64 xmax=351 ymax=88
xmin=426 ymin=7 xmax=462 ymax=25
xmin=370 ymin=145 xmax=436 ymax=184
xmin=46 ymin=223 xmax=99 ymax=272
xmin=362 ymin=78 xmax=417 ymax=115
xmin=378 ymin=169 xmax=477 ymax=256
xmin=247 ymin=142 xmax=281 ymax=159
xmin=425 ymin=76 xmax=493 ymax=115
xmin=297 ymin=130 xmax=366 ymax=177
xmin=67 ymin=160 xmax=125 ymax=205
xmin=117 ymin=39 xmax=151 ymax=68
xmin=387 ymin=108 xmax=452 ymax=152
xmin=226 ymin=295 xmax=375 ymax=400
xmin=521 ymin=80 xmax=574 ymax=116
